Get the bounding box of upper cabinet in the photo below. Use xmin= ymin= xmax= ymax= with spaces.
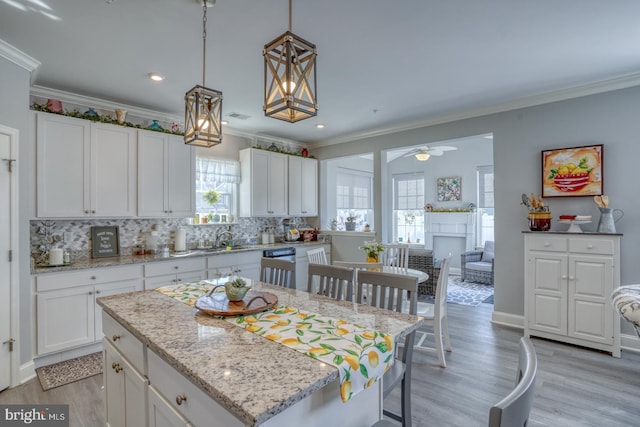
xmin=36 ymin=113 xmax=136 ymax=218
xmin=288 ymin=156 xmax=318 ymax=217
xmin=239 ymin=148 xmax=288 ymax=217
xmin=138 ymin=132 xmax=195 ymax=218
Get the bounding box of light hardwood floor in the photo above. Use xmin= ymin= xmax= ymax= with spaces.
xmin=2 ymin=301 xmax=639 ymax=426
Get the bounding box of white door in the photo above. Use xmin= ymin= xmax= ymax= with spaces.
xmin=0 ymin=126 xmax=17 ymax=391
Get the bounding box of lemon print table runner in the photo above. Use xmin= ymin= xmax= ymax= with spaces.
xmin=156 ymin=282 xmax=395 ymax=402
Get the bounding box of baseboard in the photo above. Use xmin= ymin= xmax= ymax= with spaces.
xmin=491 ymin=310 xmax=524 ymax=329
xmin=621 ymin=333 xmax=640 ymax=353
xmin=19 ymin=360 xmax=36 ymax=385
xmin=33 ymin=342 xmax=103 ymax=369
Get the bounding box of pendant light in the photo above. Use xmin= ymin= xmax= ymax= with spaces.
xmin=263 ymin=0 xmax=318 ymax=122
xmin=184 ymin=0 xmax=223 ymax=147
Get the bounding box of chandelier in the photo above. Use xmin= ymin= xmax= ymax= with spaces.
xmin=263 ymin=0 xmax=317 ymax=122
xmin=184 ymin=0 xmax=223 ymax=147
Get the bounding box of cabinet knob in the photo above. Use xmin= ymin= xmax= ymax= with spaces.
xmin=164 ymin=211 xmax=168 ymax=214
xmin=543 ymin=242 xmax=550 ymax=247
xmin=96 ymin=289 xmax=101 ymax=294
xmin=112 ymin=362 xmax=122 ymax=373
xmin=91 ymin=276 xmax=97 ymax=280
xmin=176 ymin=394 xmax=187 ymax=405
xmin=84 ymin=210 xmax=89 ymax=214
xmin=169 ymin=210 xmax=173 ymax=213
xmin=92 ymin=210 xmax=96 ymax=214
xmin=587 ymin=244 xmax=594 ymax=249
xmin=112 ymin=334 xmax=121 ymax=342
xmin=569 ymin=276 xmax=575 ymax=281
xmin=174 ymin=266 xmax=179 ymax=270
xmin=177 ymin=278 xmax=182 ymax=282
xmin=561 ymin=275 xmax=567 ymax=280
xmin=88 ymin=291 xmax=93 ymax=295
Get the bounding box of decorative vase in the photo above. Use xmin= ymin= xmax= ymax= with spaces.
xmin=115 ymin=109 xmax=127 ymax=124
xmin=345 ymin=221 xmax=356 ymax=231
xmin=46 ymin=99 xmax=63 ymax=113
xmin=367 ymin=254 xmax=379 ymax=263
xmin=84 ymin=108 xmax=99 ymax=117
xmin=148 ymin=120 xmax=163 ymax=131
xmin=224 ymin=281 xmax=250 ymax=302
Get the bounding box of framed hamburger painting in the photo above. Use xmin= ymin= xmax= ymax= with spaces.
xmin=542 ymin=144 xmax=603 ymax=197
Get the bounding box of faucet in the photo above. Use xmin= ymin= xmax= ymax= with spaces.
xmin=214 ymin=227 xmax=233 ymax=248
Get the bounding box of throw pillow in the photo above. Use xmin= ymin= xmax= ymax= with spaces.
xmin=481 ymin=241 xmax=495 ymax=263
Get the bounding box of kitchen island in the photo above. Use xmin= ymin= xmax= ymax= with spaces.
xmin=97 ymin=279 xmax=423 ymax=426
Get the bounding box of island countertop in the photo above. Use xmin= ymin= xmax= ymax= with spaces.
xmin=97 ymin=280 xmax=423 ymax=426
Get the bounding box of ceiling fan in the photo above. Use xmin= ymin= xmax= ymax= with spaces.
xmin=403 ymin=145 xmax=458 ymax=161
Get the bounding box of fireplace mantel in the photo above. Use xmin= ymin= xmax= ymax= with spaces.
xmin=424 ymin=212 xmax=476 ymax=253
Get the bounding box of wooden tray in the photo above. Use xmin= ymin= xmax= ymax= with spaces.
xmin=195 ymin=291 xmax=278 ymax=317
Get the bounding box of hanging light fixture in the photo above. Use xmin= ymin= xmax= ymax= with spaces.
xmin=415 ymin=153 xmax=431 ymax=161
xmin=184 ymin=0 xmax=223 ymax=147
xmin=263 ymin=0 xmax=317 ymax=122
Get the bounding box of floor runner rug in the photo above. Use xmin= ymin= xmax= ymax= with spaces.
xmin=36 ymin=352 xmax=103 ymax=391
xmin=446 ymin=277 xmax=494 ymax=306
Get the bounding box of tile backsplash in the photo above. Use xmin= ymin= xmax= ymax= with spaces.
xmin=30 ymin=216 xmax=318 ymax=262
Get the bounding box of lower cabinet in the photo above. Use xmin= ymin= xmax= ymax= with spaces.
xmin=104 ymin=340 xmax=147 ymax=427
xmin=207 ymin=251 xmax=262 ymax=282
xmin=524 ymin=232 xmax=621 ymax=356
xmin=148 ymin=386 xmax=191 ymax=427
xmin=36 ymin=265 xmax=143 ymax=355
xmin=294 ymin=244 xmax=331 ymax=291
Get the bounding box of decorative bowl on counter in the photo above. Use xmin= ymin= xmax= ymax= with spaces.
xmin=224 ymin=278 xmax=251 ymax=301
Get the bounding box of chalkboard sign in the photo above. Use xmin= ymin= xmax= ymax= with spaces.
xmin=91 ymin=226 xmax=120 ymax=258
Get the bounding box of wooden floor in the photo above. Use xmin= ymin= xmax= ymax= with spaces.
xmin=2 ymin=302 xmax=640 ymax=426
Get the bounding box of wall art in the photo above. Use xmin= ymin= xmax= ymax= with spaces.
xmin=542 ymin=144 xmax=603 ymax=197
xmin=437 ymin=176 xmax=462 ymax=201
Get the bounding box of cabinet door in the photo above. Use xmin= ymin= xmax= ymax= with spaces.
xmin=138 ymin=131 xmax=169 ymax=217
xmin=246 ymin=149 xmax=270 ymax=216
xmin=568 ymin=254 xmax=614 ymax=345
xmin=95 ymin=279 xmax=143 ymax=339
xmin=526 ymin=252 xmax=567 ymax=335
xmin=91 ymin=124 xmax=137 ymax=217
xmin=289 ymin=156 xmax=317 ymax=216
xmin=105 ymin=341 xmax=147 ymax=427
xmin=167 ymin=135 xmax=195 ymax=217
xmin=148 ymin=386 xmax=191 ymax=427
xmin=37 ymin=286 xmax=94 ymax=354
xmin=267 ymin=152 xmax=288 ymax=216
xmin=36 ymin=113 xmax=90 ymax=217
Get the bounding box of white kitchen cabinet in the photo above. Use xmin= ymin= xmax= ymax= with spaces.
xmin=144 ymin=258 xmax=207 ymax=289
xmin=36 ymin=113 xmax=137 ymax=218
xmin=207 ymin=251 xmax=262 ymax=282
xmin=288 ymin=156 xmax=318 ymax=217
xmin=104 ymin=339 xmax=147 ymax=427
xmin=239 ymin=148 xmax=288 ymax=217
xmin=148 ymin=386 xmax=191 ymax=427
xmin=138 ymin=132 xmax=195 ymax=218
xmin=294 ymin=244 xmax=331 ymax=291
xmin=524 ymin=232 xmax=621 ymax=357
xmin=35 ymin=265 xmax=143 ymax=355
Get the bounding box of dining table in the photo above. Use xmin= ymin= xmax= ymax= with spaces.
xmin=97 ymin=277 xmax=424 ymax=427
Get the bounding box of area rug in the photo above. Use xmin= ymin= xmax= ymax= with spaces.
xmin=446 ymin=277 xmax=494 ymax=307
xmin=36 ymin=351 xmax=103 ymax=391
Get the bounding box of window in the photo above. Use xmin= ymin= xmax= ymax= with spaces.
xmin=393 ymin=173 xmax=425 ymax=243
xmin=477 ymin=165 xmax=494 ymax=246
xmin=195 ymin=157 xmax=240 ymax=223
xmin=336 ymin=168 xmax=373 ymax=230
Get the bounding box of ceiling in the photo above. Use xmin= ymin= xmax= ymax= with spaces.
xmin=2 ymin=0 xmax=640 ymax=146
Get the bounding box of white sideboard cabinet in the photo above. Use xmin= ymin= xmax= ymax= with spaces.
xmin=524 ymin=232 xmax=621 ymax=357
xmin=36 ymin=113 xmax=137 ymax=218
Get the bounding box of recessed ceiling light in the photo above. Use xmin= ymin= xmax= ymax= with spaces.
xmin=148 ymin=72 xmax=164 ymax=82
xmin=316 ymin=124 xmax=325 ymax=129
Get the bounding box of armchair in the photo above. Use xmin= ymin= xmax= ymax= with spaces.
xmin=461 ymin=241 xmax=495 ymax=285
xmin=408 ymin=247 xmax=441 ymax=296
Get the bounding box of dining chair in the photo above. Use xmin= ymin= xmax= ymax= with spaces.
xmin=260 ymin=257 xmax=296 ymax=289
xmin=306 ymin=247 xmax=328 ymax=265
xmin=413 ymin=255 xmax=452 ymax=367
xmin=488 ymin=337 xmax=538 ymax=427
xmin=307 ymin=263 xmax=354 ymax=301
xmin=382 ymin=243 xmax=410 ymax=269
xmin=332 ymin=260 xmax=383 ymax=290
xmin=357 ymin=270 xmax=418 ymax=427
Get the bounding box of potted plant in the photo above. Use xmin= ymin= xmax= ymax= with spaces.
xmin=359 ymin=240 xmax=385 ymax=263
xmin=345 ymin=213 xmax=357 ymax=231
xmin=224 ymin=277 xmax=251 ymax=302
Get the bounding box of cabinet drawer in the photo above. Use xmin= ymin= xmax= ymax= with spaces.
xmin=527 ymin=236 xmax=567 ymax=252
xmin=207 ymin=251 xmax=261 ymax=269
xmin=36 ymin=264 xmax=143 ymax=292
xmin=145 ymin=258 xmax=206 ymax=277
xmin=569 ymin=238 xmax=614 ymax=255
xmin=103 ymin=313 xmax=146 ymax=374
xmin=148 ymin=350 xmax=244 ymax=427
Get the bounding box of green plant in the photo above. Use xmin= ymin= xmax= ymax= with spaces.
xmin=228 ymin=277 xmax=247 ymax=288
xmin=203 ymin=189 xmax=220 ymax=206
xmin=359 ymin=240 xmax=385 ymax=258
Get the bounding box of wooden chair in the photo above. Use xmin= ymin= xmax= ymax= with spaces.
xmin=357 ymin=270 xmax=418 ymax=427
xmin=260 ymin=257 xmax=295 ymax=289
xmin=306 ymin=247 xmax=328 ymax=264
xmin=307 ymin=263 xmax=354 ymax=301
xmin=332 ymin=260 xmax=383 ymax=290
xmin=488 ymin=337 xmax=538 ymax=427
xmin=413 ymin=255 xmax=452 ymax=367
xmin=382 ymin=243 xmax=410 ymax=269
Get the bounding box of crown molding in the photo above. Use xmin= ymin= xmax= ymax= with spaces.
xmin=311 ymin=72 xmax=640 ymax=148
xmin=30 ymin=85 xmax=304 ymax=147
xmin=0 ymin=39 xmax=40 ymax=73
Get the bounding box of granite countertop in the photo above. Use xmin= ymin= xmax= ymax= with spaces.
xmin=31 ymin=241 xmax=330 ymax=275
xmin=97 ymin=281 xmax=423 ymax=426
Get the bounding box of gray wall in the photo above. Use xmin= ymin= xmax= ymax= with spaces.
xmin=313 ymin=86 xmax=640 ymax=329
xmin=0 ymin=56 xmax=33 ymax=364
